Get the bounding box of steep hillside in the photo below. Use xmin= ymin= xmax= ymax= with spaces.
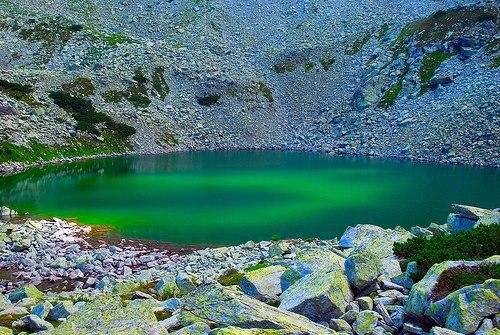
xmin=0 ymin=0 xmax=498 ymax=167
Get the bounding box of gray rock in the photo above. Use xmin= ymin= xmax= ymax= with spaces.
xmin=179 ymin=284 xmax=335 ymax=334
xmin=31 ymin=301 xmax=53 ymax=319
xmin=447 ymin=214 xmax=477 ymax=233
xmin=175 ymin=273 xmax=197 ymax=296
xmin=329 ymin=318 xmax=352 ymax=332
xmin=474 ymin=318 xmax=495 ymax=335
xmin=8 ymin=285 xmax=43 ymax=303
xmin=403 ymin=322 xmax=428 ymax=335
xmin=340 ymin=309 xmax=359 ymax=325
xmin=345 ymin=251 xmax=383 ymax=290
xmin=25 ymin=314 xmax=54 ymax=331
xmin=430 ymin=326 xmax=463 ymax=335
xmin=48 ymin=301 xmax=76 ymax=321
xmin=172 ymin=322 xmax=210 ymax=335
xmin=357 ymin=297 xmax=373 ymax=311
xmin=163 ymin=298 xmax=181 ymax=312
xmin=279 ymin=267 xmax=353 ymax=322
xmin=239 ymin=265 xmax=286 ymax=303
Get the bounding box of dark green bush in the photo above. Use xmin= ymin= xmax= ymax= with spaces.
xmin=197 ymin=93 xmax=221 ymax=106
xmin=394 ymin=224 xmax=500 ymax=280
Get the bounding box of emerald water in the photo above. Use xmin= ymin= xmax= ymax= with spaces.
xmin=0 ymin=151 xmax=498 ymax=245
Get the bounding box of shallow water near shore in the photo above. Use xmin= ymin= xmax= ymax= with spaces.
xmin=0 ymin=151 xmax=498 ymax=245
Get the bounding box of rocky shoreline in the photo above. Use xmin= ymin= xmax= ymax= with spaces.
xmin=0 ymin=204 xmax=498 ymax=334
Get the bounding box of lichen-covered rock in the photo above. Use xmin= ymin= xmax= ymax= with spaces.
xmin=329 ymin=318 xmax=352 ymax=332
xmin=0 ymin=294 xmax=11 ymax=310
xmin=339 ymin=225 xmax=413 ymax=258
xmin=356 ymin=297 xmax=373 ymax=311
xmin=25 ymin=314 xmax=54 ymax=331
xmin=156 ymin=275 xmax=180 ymax=299
xmin=268 ymin=241 xmax=290 ymax=257
xmin=8 ymin=285 xmax=43 ymax=303
xmin=172 ymin=322 xmax=210 ymax=335
xmin=352 ymin=310 xmax=379 ymax=335
xmin=451 ymin=204 xmax=491 ymax=220
xmin=345 ymin=251 xmax=384 ymax=290
xmin=430 ymin=326 xmax=465 ymax=335
xmin=0 ymin=207 xmax=16 ymax=218
xmin=405 ymin=257 xmax=500 ymax=333
xmin=31 ymin=301 xmax=53 ymax=319
xmin=41 ymin=295 xmax=168 ymax=335
xmin=179 ymin=284 xmax=335 ymax=334
xmin=475 ymin=212 xmax=500 ymax=228
xmin=293 ymin=249 xmax=345 ymax=276
xmin=279 ymin=267 xmax=352 ymax=322
xmin=447 ymin=214 xmax=477 ymax=233
xmin=0 ymin=326 xmax=12 ymax=335
xmin=176 ymin=273 xmax=197 ymax=296
xmin=280 ymin=268 xmax=302 ymax=292
xmin=214 ymin=327 xmax=289 ymax=334
xmin=240 ymin=265 xmax=286 ymax=303
xmin=0 ymin=306 xmax=29 ymax=326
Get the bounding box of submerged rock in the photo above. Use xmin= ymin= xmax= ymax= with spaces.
xmin=179 ymin=284 xmax=335 ymax=334
xmin=239 ymin=265 xmax=286 ymax=303
xmin=279 ymin=267 xmax=352 ymax=322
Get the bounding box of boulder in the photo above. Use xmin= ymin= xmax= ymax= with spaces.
xmin=430 ymin=326 xmax=464 ymax=335
xmin=447 ymin=214 xmax=477 ymax=233
xmin=279 ymin=267 xmax=352 ymax=322
xmin=411 ymin=226 xmax=433 ymax=238
xmin=475 ymin=212 xmax=500 ymax=227
xmin=345 ymin=251 xmax=384 ymax=290
xmin=41 ymin=295 xmax=167 ymax=334
xmin=352 ymin=310 xmax=380 ymax=335
xmin=179 ymin=284 xmax=335 ymax=334
xmin=172 ymin=322 xmax=210 ymax=335
xmin=48 ymin=301 xmax=76 ymax=321
xmin=0 ymin=326 xmax=12 ymax=335
xmin=0 ymin=306 xmax=29 ymax=326
xmin=156 ymin=275 xmax=180 ymax=299
xmin=427 ymin=223 xmax=448 ymax=235
xmin=176 ymin=273 xmax=197 ymax=296
xmin=0 ymin=207 xmax=16 ymax=218
xmin=31 ymin=301 xmax=53 ymax=319
xmin=8 ymin=285 xmax=43 ymax=303
xmin=268 ymin=241 xmax=290 ymax=257
xmin=239 ymin=265 xmax=286 ymax=303
xmin=450 ymin=204 xmax=491 ymax=220
xmin=475 ymin=319 xmax=495 ymax=335
xmin=329 ymin=318 xmax=352 ymax=332
xmin=405 ymin=257 xmax=500 ymax=333
xmin=0 ymin=293 xmax=11 ymax=310
xmin=214 ymin=327 xmax=289 ymax=334
xmin=356 ymin=297 xmax=374 ymax=311
xmin=25 ymin=314 xmax=54 ymax=331
xmin=293 ymin=249 xmax=345 ymax=276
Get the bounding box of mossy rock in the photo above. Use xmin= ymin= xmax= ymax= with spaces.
xmin=8 ymin=285 xmax=43 ymax=303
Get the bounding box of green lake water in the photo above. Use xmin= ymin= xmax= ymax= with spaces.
xmin=0 ymin=151 xmax=498 ymax=245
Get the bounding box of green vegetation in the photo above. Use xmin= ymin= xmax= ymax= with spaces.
xmin=217 ymin=269 xmax=243 ymax=286
xmin=304 ymin=62 xmax=315 ymax=73
xmin=197 ymin=93 xmax=221 ymax=106
xmin=160 ymin=133 xmax=179 ymax=146
xmin=102 ymin=90 xmax=124 ymax=103
xmin=345 ymin=31 xmax=372 ymax=55
xmin=431 ymin=263 xmax=500 ymax=301
xmin=0 ymin=79 xmax=38 ymax=106
xmin=124 ymin=69 xmax=151 ymax=108
xmin=394 ymin=224 xmax=500 ymax=280
xmin=273 ymin=59 xmax=298 ymax=73
xmin=391 ymin=6 xmax=497 ymax=48
xmin=244 ymin=261 xmax=270 ymax=272
xmin=103 ymin=32 xmax=139 ymax=46
xmin=61 ymin=77 xmax=95 ymax=97
xmin=320 ymin=57 xmax=335 ymax=71
xmin=490 ymin=56 xmax=500 ymax=69
xmin=0 ymin=136 xmax=129 ymax=163
xmin=18 ymin=19 xmax=79 ymax=56
xmin=49 ymin=91 xmax=135 ymax=139
xmin=377 ymin=23 xmax=390 ymax=39
xmin=378 ymin=80 xmax=403 ymax=108
xmin=258 ymin=82 xmax=274 ymax=103
xmin=419 ymin=50 xmax=452 ymax=95
xmin=132 ymin=68 xmax=148 ymax=84
xmin=151 ymin=67 xmax=170 ymax=100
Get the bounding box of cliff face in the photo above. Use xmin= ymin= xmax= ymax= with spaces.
xmin=0 ymin=0 xmax=498 ymax=166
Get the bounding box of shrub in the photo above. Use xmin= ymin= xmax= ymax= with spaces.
xmin=244 ymin=261 xmax=270 ymax=272
xmin=197 ymin=93 xmax=221 ymax=106
xmin=394 ymin=224 xmax=500 ymax=280
xmin=217 ymin=269 xmax=243 ymax=286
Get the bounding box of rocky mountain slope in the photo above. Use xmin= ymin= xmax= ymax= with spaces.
xmin=0 ymin=0 xmax=499 ymax=167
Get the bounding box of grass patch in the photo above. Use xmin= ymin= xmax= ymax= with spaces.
xmin=61 ymin=77 xmax=95 ymax=97
xmin=419 ymin=50 xmax=452 ymax=95
xmin=394 ymin=224 xmax=500 ymax=281
xmin=490 ymin=56 xmax=500 ymax=69
xmin=378 ymin=80 xmax=403 ymax=108
xmin=345 ymin=31 xmax=372 ymax=55
xmin=102 ymin=90 xmax=124 ymax=103
xmin=124 ymin=69 xmax=151 ymax=108
xmin=391 ymin=6 xmax=497 ymax=48
xmin=197 ymin=93 xmax=221 ymax=106
xmin=304 ymin=62 xmax=315 ymax=73
xmin=244 ymin=261 xmax=270 ymax=272
xmin=0 ymin=79 xmax=39 ymax=106
xmin=151 ymin=67 xmax=170 ymax=100
xmin=49 ymin=91 xmax=135 ymax=139
xmin=217 ymin=269 xmax=243 ymax=286
xmin=431 ymin=263 xmax=500 ymax=301
xmin=377 ymin=23 xmax=390 ymax=39
xmin=0 ymin=136 xmax=129 ymax=163
xmin=320 ymin=57 xmax=335 ymax=71
xmin=160 ymin=133 xmax=179 ymax=146
xmin=258 ymin=82 xmax=274 ymax=103
xmin=103 ymin=32 xmax=139 ymax=46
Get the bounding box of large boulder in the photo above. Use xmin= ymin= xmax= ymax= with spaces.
xmin=405 ymin=257 xmax=500 ymax=333
xmin=344 ymin=251 xmax=384 ymax=290
xmin=179 ymin=284 xmax=335 ymax=334
xmin=214 ymin=327 xmax=289 ymax=334
xmin=446 ymin=214 xmax=477 ymax=233
xmin=8 ymin=285 xmax=43 ymax=303
xmin=0 ymin=207 xmax=16 ymax=218
xmin=239 ymin=265 xmax=287 ymax=303
xmin=339 ymin=225 xmax=413 ymax=258
xmin=447 ymin=204 xmax=499 ymax=233
xmin=279 ymin=267 xmax=352 ymax=322
xmin=40 ymin=295 xmax=167 ymax=334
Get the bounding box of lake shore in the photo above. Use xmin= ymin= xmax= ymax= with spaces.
xmin=0 ymin=204 xmax=498 ymax=334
